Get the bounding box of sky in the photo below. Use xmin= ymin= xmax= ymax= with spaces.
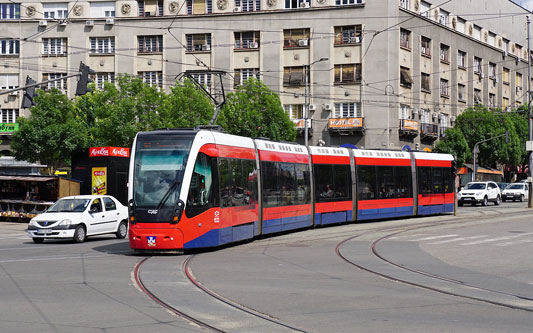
xmin=513 ymin=0 xmax=533 ymax=10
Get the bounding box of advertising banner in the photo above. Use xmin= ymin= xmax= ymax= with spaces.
xmin=0 ymin=123 xmax=19 ymax=133
xmin=89 ymin=147 xmax=130 ymax=158
xmin=328 ymin=117 xmax=363 ymax=129
xmin=92 ymin=167 xmax=107 ymax=195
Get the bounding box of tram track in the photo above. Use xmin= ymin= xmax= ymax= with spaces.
xmin=335 ymin=209 xmax=533 ymax=312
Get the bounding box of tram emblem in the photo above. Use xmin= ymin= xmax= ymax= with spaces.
xmin=147 ymin=236 xmax=156 ymax=247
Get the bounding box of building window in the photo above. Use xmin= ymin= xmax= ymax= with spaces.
xmin=440 ymin=44 xmax=449 ymax=63
xmin=234 ymin=68 xmax=260 ymax=87
xmin=190 ymin=73 xmax=212 ymax=90
xmin=400 ymin=28 xmax=411 ymax=49
xmin=439 ymin=9 xmax=449 ymax=26
xmin=284 ymin=29 xmax=310 ymax=48
xmin=283 ymin=66 xmax=305 ymax=87
xmin=0 ymin=74 xmax=18 ymax=90
xmin=421 ymin=73 xmax=430 ymax=92
xmin=284 ymin=104 xmax=304 ymax=119
xmin=515 ymin=44 xmax=522 ymax=58
xmin=334 ymin=102 xmax=362 ymax=118
xmin=42 ymin=73 xmax=67 ymax=92
xmin=236 ymin=0 xmax=260 ymax=10
xmin=439 ymin=113 xmax=449 ymax=128
xmin=503 ymin=67 xmax=510 ymax=84
xmin=420 ymin=109 xmax=430 ymax=123
xmin=186 ymin=34 xmax=211 ymax=52
xmin=473 ymin=25 xmax=481 ymax=40
xmin=140 ymin=71 xmax=162 ymax=88
xmin=458 ymin=84 xmax=465 ymax=102
xmin=503 ymin=97 xmax=509 ymax=108
xmin=90 ymin=37 xmax=115 ymax=54
xmin=516 ymin=73 xmax=522 ymax=88
xmin=335 ymin=0 xmax=362 ymax=5
xmin=334 ymin=25 xmax=362 ymax=45
xmin=474 ymin=57 xmax=482 ymax=74
xmin=138 ymin=0 xmax=164 ymax=16
xmin=94 ymin=72 xmax=115 ymax=89
xmin=456 ymin=18 xmax=465 ymax=34
xmin=489 ymin=93 xmax=495 ymax=107
xmin=474 ymin=88 xmax=482 ymax=104
xmin=138 ymin=35 xmax=163 ymax=53
xmin=90 ymin=2 xmax=115 ymax=17
xmin=0 ymin=3 xmax=20 ymax=19
xmin=43 ymin=3 xmax=68 ymax=19
xmin=489 ymin=63 xmax=496 ymax=79
xmin=234 ymin=31 xmax=260 ymax=49
xmin=457 ymin=50 xmax=466 ymax=68
xmin=334 ymin=64 xmax=361 ymax=84
xmin=440 ymin=79 xmax=449 ymax=97
xmin=0 ymin=39 xmax=19 ymax=56
xmin=42 ymin=38 xmax=67 ymax=56
xmin=399 ymin=0 xmax=409 ymax=10
xmin=186 ymin=0 xmax=212 ymax=14
xmin=285 ymin=0 xmax=309 ymax=9
xmin=421 ymin=36 xmax=431 ymax=57
xmin=399 ymin=104 xmax=410 ymax=120
xmin=0 ymin=109 xmax=18 ymax=123
xmin=400 ymin=67 xmax=413 ymax=88
xmin=420 ymin=1 xmax=430 ymax=17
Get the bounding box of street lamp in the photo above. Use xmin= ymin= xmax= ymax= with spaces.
xmin=304 ymin=57 xmax=328 ymax=147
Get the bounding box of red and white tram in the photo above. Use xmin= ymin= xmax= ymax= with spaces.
xmin=128 ymin=128 xmax=455 ymax=252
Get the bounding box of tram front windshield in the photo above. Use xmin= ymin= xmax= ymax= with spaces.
xmin=133 ymin=134 xmax=193 ymax=209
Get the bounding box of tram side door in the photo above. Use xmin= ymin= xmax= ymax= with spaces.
xmin=432 ymin=167 xmax=445 ymax=213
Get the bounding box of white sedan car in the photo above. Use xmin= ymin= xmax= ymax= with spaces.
xmin=27 ymin=195 xmax=128 ymax=243
xmin=502 ymin=183 xmax=529 ymax=202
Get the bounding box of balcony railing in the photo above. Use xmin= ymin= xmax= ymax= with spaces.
xmin=399 ymin=119 xmax=419 ymax=138
xmin=292 ymin=119 xmax=312 ymax=136
xmin=420 ymin=123 xmax=439 ymax=140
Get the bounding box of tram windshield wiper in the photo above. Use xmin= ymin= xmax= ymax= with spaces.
xmin=156 ymin=178 xmax=181 ymax=211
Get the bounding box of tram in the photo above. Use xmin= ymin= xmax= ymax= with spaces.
xmin=128 ymin=128 xmax=455 ymax=252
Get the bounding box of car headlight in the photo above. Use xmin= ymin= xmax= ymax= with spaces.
xmin=58 ymin=219 xmax=73 ymax=226
xmin=29 ymin=219 xmax=37 ymax=226
xmin=457 ymin=193 xmax=462 ymax=199
xmin=475 ymin=192 xmax=483 ymax=197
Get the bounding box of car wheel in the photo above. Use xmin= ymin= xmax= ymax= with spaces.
xmin=494 ymin=195 xmax=500 ymax=206
xmin=482 ymin=196 xmax=488 ymax=206
xmin=73 ymin=225 xmax=86 ymax=243
xmin=32 ymin=238 xmax=44 ymax=244
xmin=520 ymin=195 xmax=524 ymax=202
xmin=116 ymin=221 xmax=128 ymax=239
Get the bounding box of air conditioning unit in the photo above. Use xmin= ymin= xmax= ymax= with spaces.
xmin=202 ymin=44 xmax=211 ymax=51
xmin=145 ymin=11 xmax=156 ymax=16
xmin=298 ymin=39 xmax=308 ymax=47
xmin=86 ymin=20 xmax=94 ymax=27
xmin=450 ymin=116 xmax=456 ymax=121
xmin=350 ymin=36 xmax=361 ymax=43
xmin=59 ymin=20 xmax=67 ymax=26
xmin=479 ymin=72 xmax=484 ymax=79
xmin=8 ymin=91 xmax=18 ymax=96
xmin=105 ymin=18 xmax=114 ymax=25
xmin=494 ymin=77 xmax=499 ymax=83
xmin=432 ymin=112 xmax=438 ymax=119
xmin=39 ymin=20 xmax=48 ymax=26
xmin=300 ymin=2 xmax=310 ymax=8
xmin=250 ymin=42 xmax=259 ymax=49
xmin=233 ymin=6 xmax=242 ymax=12
xmin=308 ymin=104 xmax=317 ymax=111
xmin=503 ymin=50 xmax=508 ymax=57
xmin=323 ymin=104 xmax=332 ymax=111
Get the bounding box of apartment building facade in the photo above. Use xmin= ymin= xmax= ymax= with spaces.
xmin=0 ymin=0 xmax=530 ymax=154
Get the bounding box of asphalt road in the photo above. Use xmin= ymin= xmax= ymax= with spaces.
xmin=1 ymin=202 xmax=533 ymax=332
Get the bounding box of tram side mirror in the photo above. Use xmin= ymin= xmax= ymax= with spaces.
xmin=172 ymin=199 xmax=185 ymax=224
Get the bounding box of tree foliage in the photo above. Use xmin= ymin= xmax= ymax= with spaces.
xmin=11 ymin=89 xmax=88 ymax=173
xmin=433 ymin=127 xmax=470 ymax=166
xmin=217 ymin=78 xmax=296 ymax=141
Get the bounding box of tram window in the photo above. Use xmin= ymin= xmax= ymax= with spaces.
xmin=432 ymin=168 xmax=443 ymax=193
xmin=334 ymin=165 xmax=351 ymax=200
xmin=357 ymin=165 xmax=377 ymax=200
xmin=295 ymin=163 xmax=311 ymax=205
xmin=444 ymin=167 xmax=453 ymax=193
xmin=418 ymin=167 xmax=433 ymax=194
xmin=377 ymin=166 xmax=395 ymax=199
xmin=315 ymin=164 xmax=334 ymax=201
xmin=262 ymin=161 xmax=281 ymax=207
xmin=219 ymin=158 xmax=231 ymax=207
xmin=186 ymin=153 xmax=218 ymax=218
xmin=242 ymin=159 xmax=258 ymax=205
xmin=280 ymin=163 xmax=296 ymax=205
xmin=395 ymin=167 xmax=412 ymax=198
xmin=230 ymin=159 xmax=246 ymax=207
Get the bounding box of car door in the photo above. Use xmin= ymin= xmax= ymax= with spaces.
xmin=102 ymin=197 xmax=120 ymax=233
xmin=87 ymin=198 xmax=106 ymax=235
xmin=489 ymin=182 xmax=498 ymax=200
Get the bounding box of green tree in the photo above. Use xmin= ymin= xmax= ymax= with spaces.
xmin=433 ymin=127 xmax=470 ymax=166
xmin=217 ymin=78 xmax=296 ymax=141
xmin=158 ymin=78 xmax=215 ymax=128
xmin=11 ymin=89 xmax=88 ymax=174
xmin=505 ymin=106 xmax=529 ymax=166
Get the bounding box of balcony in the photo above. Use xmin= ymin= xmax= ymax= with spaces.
xmin=398 ymin=119 xmax=419 ymax=138
xmin=420 ymin=123 xmax=439 ymax=141
xmin=293 ymin=119 xmax=312 ymax=136
xmin=328 ymin=117 xmax=365 ymax=135
xmin=439 ymin=126 xmax=449 ymax=138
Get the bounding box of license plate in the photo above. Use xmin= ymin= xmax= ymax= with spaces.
xmin=37 ymin=229 xmax=53 ymax=234
xmin=463 ymin=198 xmax=471 ymax=200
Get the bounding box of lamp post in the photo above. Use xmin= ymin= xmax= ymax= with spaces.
xmin=304 ymin=57 xmax=328 ymax=147
xmin=527 ymin=15 xmax=532 ymax=208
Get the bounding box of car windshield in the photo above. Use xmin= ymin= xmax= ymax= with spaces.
xmin=466 ymin=183 xmax=486 ymax=190
xmin=47 ymin=199 xmax=90 ymax=212
xmin=508 ymin=184 xmax=524 ymax=190
xmin=133 ymin=133 xmax=193 ymax=209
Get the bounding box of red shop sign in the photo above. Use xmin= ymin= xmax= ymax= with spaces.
xmin=90 ymin=147 xmax=130 ymax=158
